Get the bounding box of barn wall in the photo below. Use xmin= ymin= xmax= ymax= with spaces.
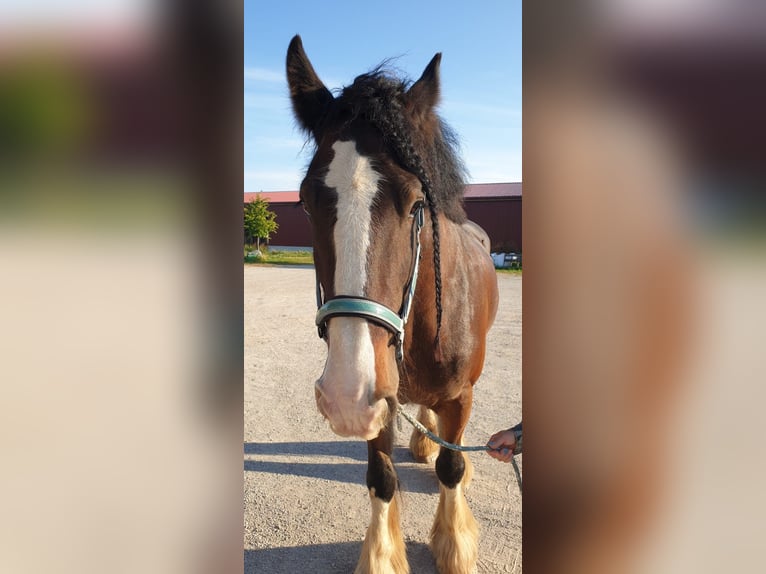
xmin=464 ymin=198 xmax=522 ymax=252
xmin=249 ymin=197 xmax=522 ymax=252
xmin=266 ymin=202 xmax=313 ymax=247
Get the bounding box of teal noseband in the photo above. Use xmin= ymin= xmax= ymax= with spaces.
xmin=315 ymin=204 xmax=424 ymax=362
xmin=316 ymin=296 xmax=404 ymax=341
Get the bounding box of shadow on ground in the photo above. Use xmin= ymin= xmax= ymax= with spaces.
xmin=244 ymin=441 xmax=367 ymax=460
xmin=245 ymin=442 xmax=441 ymax=494
xmin=245 ymin=541 xmax=437 ymax=574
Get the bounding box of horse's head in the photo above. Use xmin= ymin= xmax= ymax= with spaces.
xmin=286 ymin=35 xmax=453 ymax=440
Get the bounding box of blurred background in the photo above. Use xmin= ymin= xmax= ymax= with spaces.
xmin=524 ymin=0 xmax=766 ymax=572
xmin=0 ymin=1 xmax=243 ymax=573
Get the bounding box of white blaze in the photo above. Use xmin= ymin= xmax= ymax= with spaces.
xmin=325 ymin=139 xmax=380 ymax=296
xmin=317 ymin=140 xmax=385 ymax=438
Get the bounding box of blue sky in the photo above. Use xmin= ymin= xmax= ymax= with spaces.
xmin=244 ymin=0 xmax=522 ymax=192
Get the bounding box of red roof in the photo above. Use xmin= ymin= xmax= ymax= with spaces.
xmin=244 ymin=191 xmax=299 ymax=203
xmin=244 ymin=182 xmax=521 ymax=204
xmin=463 ymin=182 xmax=522 ymax=199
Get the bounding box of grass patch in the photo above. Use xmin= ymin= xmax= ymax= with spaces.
xmin=244 ymin=249 xmax=314 ymax=266
xmin=244 ymin=247 xmax=517 ymax=272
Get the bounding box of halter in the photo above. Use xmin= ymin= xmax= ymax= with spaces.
xmin=315 ymin=203 xmax=425 ymax=363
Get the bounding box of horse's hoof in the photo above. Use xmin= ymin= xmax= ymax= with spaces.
xmin=355 ymin=493 xmax=410 ymax=574
xmin=429 ymin=484 xmax=479 ymax=574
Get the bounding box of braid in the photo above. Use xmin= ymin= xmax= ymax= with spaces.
xmin=369 ymin=109 xmax=444 ymax=353
xmin=426 ymin=192 xmax=443 ymax=351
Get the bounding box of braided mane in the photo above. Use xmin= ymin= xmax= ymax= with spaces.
xmin=318 ymin=69 xmax=469 ymax=224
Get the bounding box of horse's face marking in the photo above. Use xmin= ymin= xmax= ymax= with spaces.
xmin=325 ymin=140 xmax=379 ymax=297
xmin=312 ymin=139 xmax=387 ymax=439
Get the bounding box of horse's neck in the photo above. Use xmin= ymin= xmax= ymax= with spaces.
xmin=434 ymin=217 xmax=491 ymax=259
xmin=418 ymin=216 xmax=482 ymax=308
xmin=459 ymin=220 xmax=492 ymax=254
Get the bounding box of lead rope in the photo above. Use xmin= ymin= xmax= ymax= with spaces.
xmin=396 ymin=405 xmax=522 ymax=495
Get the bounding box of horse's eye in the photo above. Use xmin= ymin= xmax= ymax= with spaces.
xmin=410 ymin=200 xmax=425 ymax=216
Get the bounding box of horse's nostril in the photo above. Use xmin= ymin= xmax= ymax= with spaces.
xmin=314 ymin=386 xmax=329 ymax=419
xmin=367 ymin=385 xmax=379 ymax=407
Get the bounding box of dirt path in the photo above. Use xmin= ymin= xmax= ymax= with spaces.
xmin=244 ymin=265 xmax=521 ymax=573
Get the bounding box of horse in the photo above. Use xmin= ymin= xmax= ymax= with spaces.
xmin=286 ymin=35 xmax=499 ymax=574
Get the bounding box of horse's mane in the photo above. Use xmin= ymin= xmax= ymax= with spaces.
xmin=322 ymin=68 xmax=468 ymax=223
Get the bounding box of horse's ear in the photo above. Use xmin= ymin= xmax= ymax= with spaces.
xmin=407 ymin=53 xmax=442 ymax=115
xmin=286 ymin=35 xmax=333 ymax=138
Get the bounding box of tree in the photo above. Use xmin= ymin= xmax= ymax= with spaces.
xmin=244 ymin=194 xmax=279 ymax=253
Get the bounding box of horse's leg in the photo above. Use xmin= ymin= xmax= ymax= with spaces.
xmin=442 ymin=419 xmax=473 ymax=491
xmin=409 ymin=405 xmax=439 ymax=463
xmin=429 ymin=392 xmax=478 ymax=574
xmin=355 ymin=423 xmax=409 ymax=574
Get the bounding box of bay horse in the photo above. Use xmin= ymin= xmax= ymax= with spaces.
xmin=286 ymin=35 xmax=499 ymax=574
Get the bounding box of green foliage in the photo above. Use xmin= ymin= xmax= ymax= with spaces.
xmin=0 ymin=56 xmax=90 ymax=161
xmin=244 ymin=195 xmax=278 ymax=250
xmin=244 ymin=249 xmax=314 ymax=265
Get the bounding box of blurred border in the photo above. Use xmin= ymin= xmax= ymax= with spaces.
xmin=525 ymin=1 xmax=765 ymax=572
xmin=0 ymin=2 xmax=243 ymax=573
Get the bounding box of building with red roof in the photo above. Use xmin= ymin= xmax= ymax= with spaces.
xmin=245 ymin=182 xmax=521 ymax=252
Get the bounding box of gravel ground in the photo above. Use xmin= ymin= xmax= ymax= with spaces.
xmin=244 ymin=265 xmax=521 ymax=573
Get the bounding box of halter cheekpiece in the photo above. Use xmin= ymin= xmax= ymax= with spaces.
xmin=315 ymin=203 xmax=425 ymax=363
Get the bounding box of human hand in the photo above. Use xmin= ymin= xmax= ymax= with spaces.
xmin=487 ymin=429 xmax=517 ymax=463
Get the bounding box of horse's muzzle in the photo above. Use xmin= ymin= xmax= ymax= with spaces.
xmin=314 ymin=380 xmax=388 ymax=440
